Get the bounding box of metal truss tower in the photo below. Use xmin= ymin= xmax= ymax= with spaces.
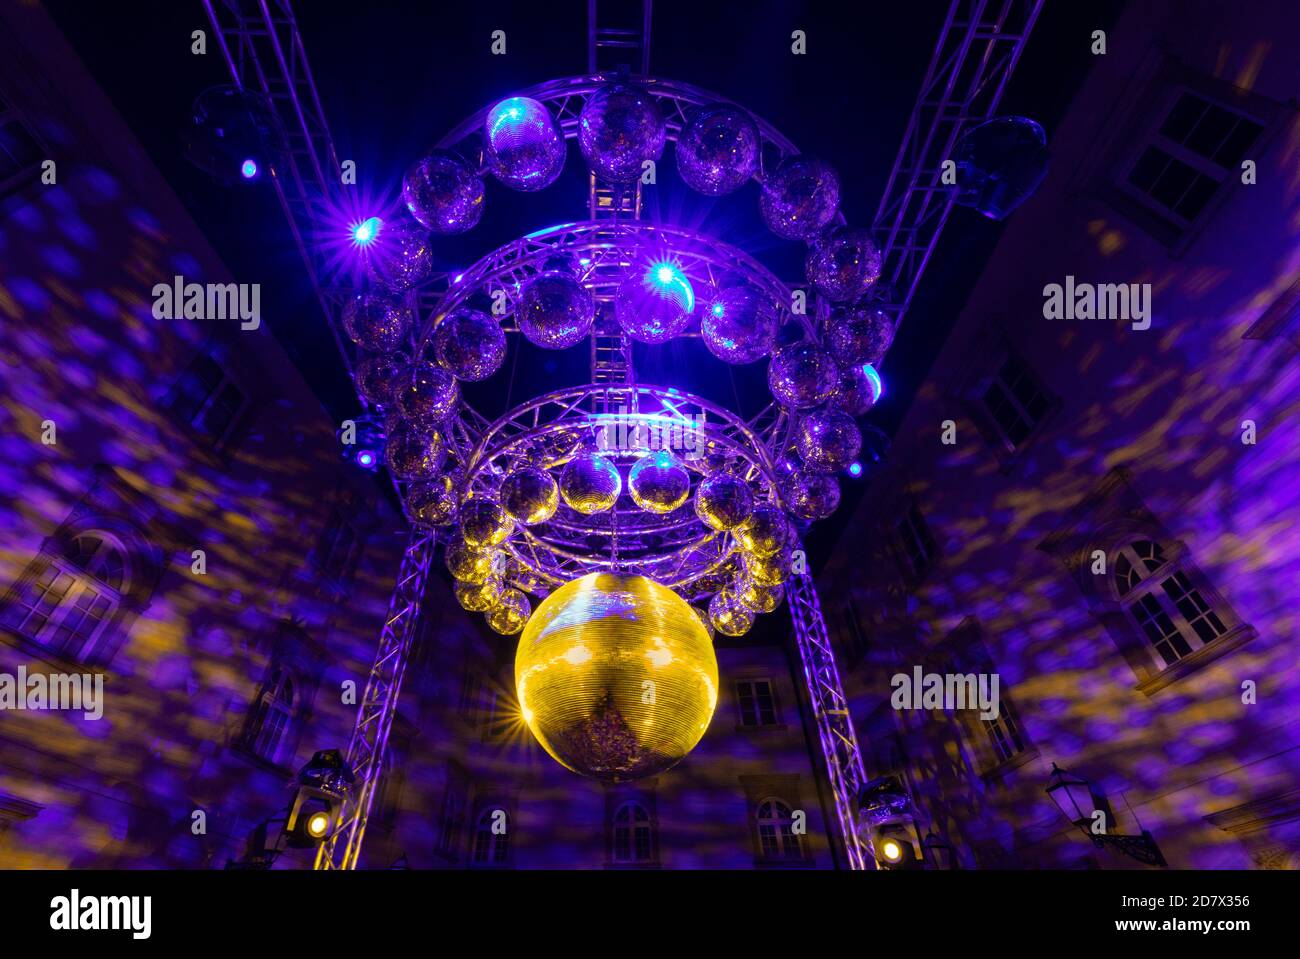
xmin=204 ymin=0 xmax=1043 ymax=870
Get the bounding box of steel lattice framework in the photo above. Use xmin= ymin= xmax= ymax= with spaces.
xmin=203 ymin=0 xmax=1043 ymax=870
xmin=314 ymin=528 xmax=437 ymax=870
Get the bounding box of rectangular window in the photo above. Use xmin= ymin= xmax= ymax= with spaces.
xmin=1131 ymin=592 xmax=1192 ymax=666
xmin=736 ymin=680 xmax=778 ymax=727
xmin=315 ymin=510 xmax=359 ymax=582
xmin=1122 ymin=90 xmax=1263 ymax=229
xmin=981 ymin=353 xmax=1051 ymax=451
xmin=170 ymin=352 xmax=248 ymax=445
xmin=1161 ymin=571 xmax=1228 ymax=645
xmin=983 ymin=698 xmax=1027 ymax=763
xmin=895 ymin=501 xmax=938 ymax=581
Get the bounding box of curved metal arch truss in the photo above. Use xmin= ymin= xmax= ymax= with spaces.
xmin=457 ymin=383 xmax=787 ymax=599
xmin=414 ymin=219 xmax=813 ymax=349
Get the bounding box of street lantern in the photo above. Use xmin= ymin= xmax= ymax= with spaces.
xmin=1045 ymin=762 xmax=1095 ymax=827
xmin=1045 ymin=762 xmax=1166 ymax=867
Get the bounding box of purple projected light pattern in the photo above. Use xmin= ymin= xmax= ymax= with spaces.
xmin=200 ymin=0 xmax=1047 ymax=871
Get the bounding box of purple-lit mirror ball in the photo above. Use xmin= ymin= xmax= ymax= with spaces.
xmin=484 ymin=96 xmax=566 ymax=191
xmin=759 ymin=156 xmax=841 ymax=240
xmin=342 ymin=293 xmax=411 ymax=352
xmin=367 ymin=221 xmax=436 ymax=291
xmin=701 ymin=286 xmax=779 ymax=364
xmin=767 ymin=341 xmax=841 ymax=409
xmin=676 ymin=103 xmax=761 ymax=195
xmin=578 ymin=81 xmax=666 ymax=183
xmin=825 ymin=303 xmax=895 ymax=366
xmin=393 ymin=360 xmax=459 ymax=427
xmin=430 ymin=307 xmax=507 ymax=381
xmin=615 ymin=261 xmax=696 ymax=344
xmin=354 ymin=350 xmax=409 ymax=407
xmin=806 ymin=228 xmax=883 ymax=302
xmin=516 ymin=271 xmax=596 ymax=349
xmin=402 ymin=148 xmax=485 ymax=234
xmin=796 ymin=408 xmax=862 ymax=473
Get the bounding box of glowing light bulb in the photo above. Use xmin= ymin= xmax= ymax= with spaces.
xmin=306 ymin=811 xmax=331 ymax=839
xmin=240 ymin=158 xmax=258 ymax=179
xmin=881 ymin=839 xmax=903 ymax=862
xmin=848 ymin=461 xmax=863 ymax=478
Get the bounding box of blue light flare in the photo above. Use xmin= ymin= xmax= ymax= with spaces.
xmin=862 ymin=363 xmax=884 ymax=403
xmin=352 ymin=216 xmax=384 ymax=246
xmin=646 ymin=259 xmax=694 ymax=314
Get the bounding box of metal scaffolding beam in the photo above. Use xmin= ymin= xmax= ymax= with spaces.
xmin=202 ymin=0 xmax=357 ymax=382
xmin=787 ymin=568 xmax=876 ymax=870
xmin=315 ymin=528 xmax=437 ymax=870
xmin=872 ymin=0 xmax=1044 ymax=331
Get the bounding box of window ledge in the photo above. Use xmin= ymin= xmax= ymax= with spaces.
xmin=734 ymin=723 xmax=789 ymax=734
xmin=0 ymin=625 xmax=106 ymax=676
xmin=1135 ymin=623 xmax=1259 ymax=696
xmin=604 ymin=861 xmax=662 ymax=870
xmin=229 ymin=743 xmax=294 ymax=780
xmin=980 ymin=746 xmax=1041 ymax=782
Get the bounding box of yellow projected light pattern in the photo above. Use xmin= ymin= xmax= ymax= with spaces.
xmin=515 ymin=573 xmax=719 ymax=782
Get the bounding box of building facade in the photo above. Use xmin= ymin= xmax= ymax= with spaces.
xmin=0 ymin=2 xmax=837 ymax=870
xmin=819 ymin=0 xmax=1300 ymax=869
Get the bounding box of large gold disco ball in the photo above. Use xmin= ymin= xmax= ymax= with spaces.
xmin=515 ymin=573 xmax=718 ymax=782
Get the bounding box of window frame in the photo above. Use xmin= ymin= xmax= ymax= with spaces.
xmin=470 ymin=806 xmax=511 ymax=867
xmin=166 ymin=349 xmax=251 ymax=450
xmin=754 ymin=798 xmax=805 ymax=863
xmin=891 ymin=496 xmax=939 ymax=586
xmin=1067 ymin=49 xmax=1290 ymax=253
xmin=1 ymin=533 xmax=130 ymax=662
xmin=243 ymin=665 xmax=296 ymax=764
xmin=735 ymin=678 xmax=782 ymax=729
xmin=1116 ymin=85 xmax=1265 ymax=236
xmin=610 ymin=800 xmax=656 ymax=865
xmin=953 ymin=331 xmax=1061 ymax=471
xmin=1111 ymin=538 xmax=1232 ymax=675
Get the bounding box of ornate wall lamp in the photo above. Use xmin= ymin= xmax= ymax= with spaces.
xmin=1046 ymin=762 xmax=1166 ymax=867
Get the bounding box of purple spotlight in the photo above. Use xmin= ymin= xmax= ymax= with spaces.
xmin=357 ymin=450 xmax=376 ymax=469
xmin=847 ymin=461 xmax=864 ymax=478
xmin=352 ymin=216 xmax=383 ymax=246
xmin=240 ymin=158 xmax=259 ymax=179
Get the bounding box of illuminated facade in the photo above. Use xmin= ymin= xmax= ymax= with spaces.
xmin=819 ymin=0 xmax=1300 ymax=869
xmin=0 ymin=3 xmax=836 ymax=870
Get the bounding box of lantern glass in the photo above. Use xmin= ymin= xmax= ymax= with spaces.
xmin=1046 ymin=763 xmax=1095 ymax=827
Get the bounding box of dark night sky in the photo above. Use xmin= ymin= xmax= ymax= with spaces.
xmin=45 ymin=0 xmax=1125 ymax=580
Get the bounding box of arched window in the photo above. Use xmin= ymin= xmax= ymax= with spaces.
xmin=472 ymin=807 xmax=509 ymax=865
xmin=246 ymin=667 xmax=295 ymax=761
xmin=1113 ymin=539 xmax=1228 ymax=668
xmin=756 ymin=798 xmax=803 ymax=861
xmin=2 ymin=532 xmax=127 ymax=659
xmin=612 ymin=801 xmax=654 ymax=863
